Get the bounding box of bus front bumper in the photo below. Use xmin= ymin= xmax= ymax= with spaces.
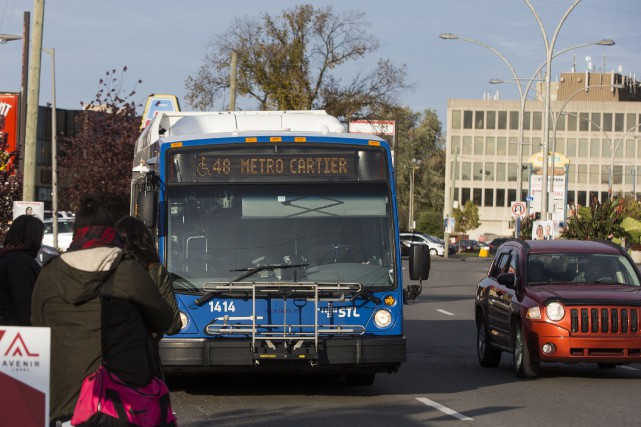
xmin=159 ymin=336 xmax=406 ymax=374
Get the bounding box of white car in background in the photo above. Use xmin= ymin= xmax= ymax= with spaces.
xmin=42 ymin=218 xmax=74 ymax=252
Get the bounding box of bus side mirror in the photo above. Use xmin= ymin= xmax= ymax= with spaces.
xmin=409 ymin=243 xmax=430 ymax=281
xmin=137 ymin=191 xmax=157 ymax=228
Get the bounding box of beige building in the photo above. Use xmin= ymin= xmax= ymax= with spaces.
xmin=445 ymin=71 xmax=641 ymax=241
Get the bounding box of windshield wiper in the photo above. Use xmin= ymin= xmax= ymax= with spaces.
xmin=194 ymin=263 xmax=308 ymax=306
xmin=353 ymin=288 xmax=382 ymax=304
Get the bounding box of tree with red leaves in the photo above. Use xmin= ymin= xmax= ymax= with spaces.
xmin=58 ymin=67 xmax=142 ymax=220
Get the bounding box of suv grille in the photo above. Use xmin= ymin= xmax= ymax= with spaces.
xmin=570 ymin=307 xmax=640 ymax=335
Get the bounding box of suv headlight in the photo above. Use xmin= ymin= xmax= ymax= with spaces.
xmin=374 ymin=309 xmax=392 ymax=328
xmin=545 ymin=302 xmax=565 ymax=321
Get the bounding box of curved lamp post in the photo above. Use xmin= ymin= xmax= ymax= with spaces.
xmin=408 ymin=158 xmax=422 ymax=231
xmin=439 ymin=28 xmax=613 ymax=223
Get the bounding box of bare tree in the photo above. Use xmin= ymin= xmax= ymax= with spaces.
xmin=185 ymin=4 xmax=408 ymax=121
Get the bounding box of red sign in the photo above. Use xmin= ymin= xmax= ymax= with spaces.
xmin=0 ymin=93 xmax=19 ymax=155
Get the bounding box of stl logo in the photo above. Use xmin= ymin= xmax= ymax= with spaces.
xmin=3 ymin=332 xmax=39 ymax=357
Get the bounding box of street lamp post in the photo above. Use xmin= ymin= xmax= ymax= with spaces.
xmin=408 ymin=158 xmax=421 ymax=231
xmin=43 ymin=47 xmax=57 ymax=248
xmin=440 ymin=26 xmax=613 ymax=225
xmin=525 ymin=0 xmax=582 ymax=220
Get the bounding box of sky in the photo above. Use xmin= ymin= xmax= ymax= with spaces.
xmin=0 ymin=0 xmax=640 ymax=126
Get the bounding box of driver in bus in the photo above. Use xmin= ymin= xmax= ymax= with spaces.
xmin=307 ymin=221 xmax=368 ymax=266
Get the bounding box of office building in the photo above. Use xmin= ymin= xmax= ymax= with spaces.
xmin=445 ymin=71 xmax=641 ymax=240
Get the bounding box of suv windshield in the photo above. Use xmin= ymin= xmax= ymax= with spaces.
xmin=528 ymin=252 xmax=641 ymax=286
xmin=166 ymin=183 xmax=395 ymax=290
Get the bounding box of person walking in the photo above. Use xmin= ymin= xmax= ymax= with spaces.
xmin=0 ymin=214 xmax=44 ymax=325
xmin=31 ymin=196 xmax=174 ymax=427
xmin=115 ymin=215 xmax=182 ymax=343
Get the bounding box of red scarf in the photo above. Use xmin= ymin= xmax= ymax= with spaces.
xmin=68 ymin=226 xmax=123 ymax=251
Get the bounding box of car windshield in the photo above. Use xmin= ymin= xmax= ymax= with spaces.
xmin=528 ymin=252 xmax=641 ymax=286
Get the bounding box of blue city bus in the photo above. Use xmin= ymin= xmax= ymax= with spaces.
xmin=131 ymin=110 xmax=430 ymax=385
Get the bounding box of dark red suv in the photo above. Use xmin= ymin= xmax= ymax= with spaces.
xmin=476 ymin=239 xmax=641 ymax=378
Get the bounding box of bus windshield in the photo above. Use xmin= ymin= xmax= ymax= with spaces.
xmin=166 ymin=182 xmax=395 ymax=291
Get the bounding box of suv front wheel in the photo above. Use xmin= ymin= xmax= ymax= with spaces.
xmin=513 ymin=321 xmax=540 ymax=378
xmin=477 ymin=319 xmax=501 ymax=367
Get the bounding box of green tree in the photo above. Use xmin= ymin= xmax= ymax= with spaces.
xmin=185 ymin=4 xmax=408 ymax=122
xmin=453 ymin=200 xmax=481 ymax=235
xmin=58 ymin=67 xmax=142 ymax=219
xmin=392 ymin=107 xmax=444 ymax=230
xmin=416 ymin=209 xmax=444 ymax=237
xmin=562 ymin=198 xmax=625 ymax=241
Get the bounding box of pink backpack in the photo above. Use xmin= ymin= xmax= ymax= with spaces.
xmin=71 ymin=364 xmax=176 ymax=427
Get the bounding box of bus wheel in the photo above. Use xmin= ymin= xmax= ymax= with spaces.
xmin=345 ymin=373 xmax=375 ymax=386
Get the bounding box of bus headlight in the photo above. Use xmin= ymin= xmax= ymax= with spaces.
xmin=546 ymin=302 xmax=565 ymax=321
xmin=179 ymin=312 xmax=189 ymax=330
xmin=374 ymin=309 xmax=392 ymax=328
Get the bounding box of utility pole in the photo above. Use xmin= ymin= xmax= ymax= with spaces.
xmin=229 ymin=51 xmax=237 ymax=111
xmin=23 ymin=0 xmax=45 ymax=201
xmin=444 ymin=148 xmax=458 ymax=259
xmin=18 ymin=11 xmax=30 ymax=161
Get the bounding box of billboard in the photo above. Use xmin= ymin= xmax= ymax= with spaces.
xmin=0 ymin=93 xmax=20 ymax=156
xmin=528 ymin=152 xmax=569 ymax=222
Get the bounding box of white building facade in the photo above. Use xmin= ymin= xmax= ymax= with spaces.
xmin=444 ymin=72 xmax=641 ymax=241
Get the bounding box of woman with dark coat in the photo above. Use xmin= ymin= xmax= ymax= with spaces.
xmin=31 ymin=196 xmax=174 ymax=426
xmin=0 ymin=214 xmax=44 ymax=325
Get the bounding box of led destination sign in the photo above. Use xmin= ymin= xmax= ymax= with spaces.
xmin=169 ymin=152 xmax=370 ymax=183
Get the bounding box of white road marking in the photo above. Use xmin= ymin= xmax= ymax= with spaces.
xmin=437 ymin=309 xmax=455 ymax=316
xmin=416 ymin=397 xmax=473 ymax=421
xmin=619 ymin=365 xmax=639 ymax=371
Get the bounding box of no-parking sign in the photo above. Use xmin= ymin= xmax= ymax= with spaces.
xmin=511 ymin=201 xmax=526 ymax=217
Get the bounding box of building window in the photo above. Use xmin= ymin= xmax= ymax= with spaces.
xmin=578 ymin=191 xmax=587 ymax=206
xmin=555 ymin=138 xmax=565 ymax=155
xmin=475 ymin=111 xmax=485 ymax=129
xmin=484 ymin=189 xmax=493 ymax=207
xmin=486 ymin=111 xmax=496 ymax=129
xmin=531 ymin=137 xmax=541 ymax=154
xmin=577 ymin=164 xmax=587 ymax=184
xmin=508 ymin=137 xmax=517 ymax=156
xmin=627 ymin=113 xmax=636 ymax=131
xmin=523 ymin=111 xmax=531 ymax=130
xmin=497 ymin=137 xmax=507 ymax=155
xmin=627 ymin=139 xmax=636 ymax=159
xmin=626 ymin=166 xmax=637 ymax=186
xmin=589 ymin=165 xmax=600 ymax=185
xmin=462 ymin=188 xmax=470 ymax=205
xmin=579 ymin=113 xmax=589 ymax=131
xmin=508 ymin=189 xmax=516 ymax=204
xmin=461 ymin=162 xmax=471 ymax=180
xmin=613 ymin=165 xmax=623 ymax=185
xmin=507 ymin=164 xmax=517 ymax=182
xmin=474 ymin=137 xmax=483 ymax=156
xmin=496 ymin=189 xmax=506 ymax=207
xmin=532 ymin=111 xmax=542 ymax=131
xmin=590 ymin=113 xmax=601 ymax=132
xmin=473 ymin=188 xmax=482 ymax=206
xmin=615 ymin=113 xmax=624 ymax=132
xmin=590 ymin=138 xmax=601 ymax=158
xmin=496 ymin=163 xmax=506 ymax=181
xmin=498 ymin=111 xmax=507 ymax=129
xmin=485 ymin=162 xmax=495 ymax=181
xmin=486 ymin=136 xmax=496 ymax=156
xmin=566 ymin=138 xmax=577 ymax=157
xmin=601 ymin=165 xmax=610 ymax=185
xmin=600 ymin=191 xmax=609 ymax=202
xmin=578 ymin=138 xmax=588 ymax=157
xmin=451 ymin=135 xmax=461 ymax=155
xmin=463 ymin=111 xmax=473 ymax=129
xmin=473 ymin=162 xmax=483 ymax=181
xmin=567 ymin=112 xmax=577 ymax=131
xmin=509 ymin=111 xmax=519 ymax=130
xmin=603 ymin=113 xmax=613 ymax=132
xmin=462 ymin=136 xmax=472 ymax=155
xmin=452 ymin=110 xmax=462 ymax=129
xmin=567 ymin=163 xmax=575 ymax=183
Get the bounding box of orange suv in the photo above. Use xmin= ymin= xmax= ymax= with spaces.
xmin=475 ymin=239 xmax=641 ymax=378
